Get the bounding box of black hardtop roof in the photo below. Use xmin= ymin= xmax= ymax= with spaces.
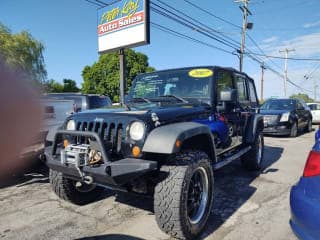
xmin=137 ymin=66 xmax=254 ymax=80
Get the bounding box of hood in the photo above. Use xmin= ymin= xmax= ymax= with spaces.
xmin=260 ymin=109 xmax=292 ymax=115
xmin=71 ymin=104 xmax=210 ymax=127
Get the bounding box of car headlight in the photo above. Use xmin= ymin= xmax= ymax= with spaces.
xmin=129 ymin=121 xmax=145 ymax=141
xmin=66 ymin=120 xmax=76 ymax=130
xmin=280 ymin=112 xmax=290 ymax=122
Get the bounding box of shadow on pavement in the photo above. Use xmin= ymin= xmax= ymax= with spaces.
xmin=113 ymin=191 xmax=154 ymax=213
xmin=76 ymin=234 xmax=145 ymax=240
xmin=101 ymin=145 xmax=284 ymax=239
xmin=0 ymin=160 xmax=49 ymax=189
xmin=202 ymin=145 xmax=283 ymax=239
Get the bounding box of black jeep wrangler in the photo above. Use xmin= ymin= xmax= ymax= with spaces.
xmin=45 ymin=66 xmax=264 ymax=240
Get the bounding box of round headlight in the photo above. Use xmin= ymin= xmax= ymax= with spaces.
xmin=66 ymin=120 xmax=76 ymax=130
xmin=129 ymin=121 xmax=145 ymax=141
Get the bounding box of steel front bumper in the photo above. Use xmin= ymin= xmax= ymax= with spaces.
xmin=45 ymin=130 xmax=157 ymax=187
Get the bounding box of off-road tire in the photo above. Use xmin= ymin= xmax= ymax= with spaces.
xmin=49 ymin=169 xmax=104 ymax=205
xmin=242 ymin=131 xmax=264 ymax=171
xmin=290 ymin=122 xmax=298 ymax=138
xmin=154 ymin=151 xmax=214 ymax=240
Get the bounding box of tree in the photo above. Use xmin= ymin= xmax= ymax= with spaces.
xmin=289 ymin=93 xmax=314 ymax=103
xmin=62 ymin=79 xmax=80 ymax=92
xmin=82 ymin=49 xmax=155 ymax=102
xmin=43 ymin=79 xmax=79 ymax=93
xmin=0 ymin=23 xmax=47 ymax=83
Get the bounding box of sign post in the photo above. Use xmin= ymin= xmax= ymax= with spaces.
xmin=97 ymin=0 xmax=150 ymax=105
xmin=119 ymin=48 xmax=126 ymax=106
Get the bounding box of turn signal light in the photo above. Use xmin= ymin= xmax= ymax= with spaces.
xmin=63 ymin=139 xmax=69 ymax=148
xmin=303 ymin=150 xmax=320 ymax=177
xmin=132 ymin=146 xmax=141 ymax=157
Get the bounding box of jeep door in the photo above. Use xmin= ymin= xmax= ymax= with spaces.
xmin=247 ymin=78 xmax=259 ymax=109
xmin=296 ymin=100 xmax=309 ymax=128
xmin=233 ymin=73 xmax=252 ymax=142
xmin=216 ymin=70 xmax=243 ymax=150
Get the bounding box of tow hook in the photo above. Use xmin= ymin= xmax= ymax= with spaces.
xmin=83 ymin=175 xmax=93 ymax=185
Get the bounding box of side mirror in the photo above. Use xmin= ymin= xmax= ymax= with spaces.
xmin=220 ymin=89 xmax=237 ymax=102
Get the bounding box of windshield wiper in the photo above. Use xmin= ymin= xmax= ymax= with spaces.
xmin=159 ymin=95 xmax=188 ymax=103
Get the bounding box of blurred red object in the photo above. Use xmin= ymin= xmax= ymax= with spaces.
xmin=0 ymin=61 xmax=42 ymax=178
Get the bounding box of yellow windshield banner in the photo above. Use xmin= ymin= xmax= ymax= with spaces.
xmin=188 ymin=69 xmax=213 ymax=78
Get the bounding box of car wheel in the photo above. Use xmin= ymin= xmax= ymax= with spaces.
xmin=290 ymin=122 xmax=298 ymax=138
xmin=154 ymin=151 xmax=214 ymax=240
xmin=305 ymin=119 xmax=312 ymax=133
xmin=49 ymin=169 xmax=104 ymax=205
xmin=242 ymin=131 xmax=264 ymax=171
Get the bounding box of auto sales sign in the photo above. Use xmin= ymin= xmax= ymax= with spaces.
xmin=97 ymin=0 xmax=150 ymax=53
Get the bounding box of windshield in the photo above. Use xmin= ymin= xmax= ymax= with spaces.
xmin=261 ymin=99 xmax=295 ymax=111
xmin=128 ymin=68 xmax=212 ymax=102
xmin=88 ymin=96 xmax=112 ymax=109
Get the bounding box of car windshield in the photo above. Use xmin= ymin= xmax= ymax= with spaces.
xmin=128 ymin=68 xmax=212 ymax=103
xmin=261 ymin=99 xmax=295 ymax=110
xmin=88 ymin=96 xmax=112 ymax=109
xmin=308 ymin=104 xmax=320 ymax=110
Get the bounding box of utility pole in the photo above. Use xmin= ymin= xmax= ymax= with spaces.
xmin=260 ymin=62 xmax=266 ymax=101
xmin=235 ymin=0 xmax=252 ymax=72
xmin=279 ymin=48 xmax=295 ymax=97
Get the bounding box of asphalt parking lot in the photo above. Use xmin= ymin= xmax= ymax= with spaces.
xmin=0 ymin=131 xmax=314 ymax=240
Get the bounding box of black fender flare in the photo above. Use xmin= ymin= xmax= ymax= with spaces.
xmin=244 ymin=114 xmax=264 ymax=144
xmin=142 ymin=122 xmax=215 ymax=158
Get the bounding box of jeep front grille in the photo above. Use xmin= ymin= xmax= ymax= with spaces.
xmin=75 ymin=121 xmax=124 ymax=155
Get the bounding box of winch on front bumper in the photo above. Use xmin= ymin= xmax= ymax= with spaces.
xmin=45 ymin=130 xmax=157 ymax=187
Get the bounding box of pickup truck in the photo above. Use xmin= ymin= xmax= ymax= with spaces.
xmin=21 ymin=98 xmax=74 ymax=160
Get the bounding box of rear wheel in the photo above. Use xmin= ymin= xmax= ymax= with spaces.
xmin=49 ymin=169 xmax=104 ymax=205
xmin=154 ymin=151 xmax=214 ymax=240
xmin=242 ymin=132 xmax=264 ymax=171
xmin=290 ymin=122 xmax=298 ymax=138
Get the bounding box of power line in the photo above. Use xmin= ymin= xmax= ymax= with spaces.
xmin=150 ymin=6 xmax=238 ymax=52
xmin=151 ymin=22 xmax=233 ymax=54
xmin=151 ymin=1 xmax=240 ymax=50
xmin=96 ymin=0 xmax=121 ymax=6
xmin=244 ymin=51 xmax=320 ymax=61
xmin=182 ymin=0 xmax=242 ymax=29
xmin=84 ymin=0 xmax=104 ymax=7
xmin=305 ymin=64 xmax=320 ymax=79
xmin=95 ymin=0 xmax=109 ymax=6
xmin=180 ymin=0 xmax=281 ymax=73
xmin=245 ymin=52 xmax=313 ymax=93
xmin=246 ymin=34 xmax=283 ymax=71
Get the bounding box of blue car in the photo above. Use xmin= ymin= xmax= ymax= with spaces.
xmin=290 ymin=128 xmax=320 ymax=240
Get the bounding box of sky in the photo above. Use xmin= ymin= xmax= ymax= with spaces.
xmin=1 ymin=0 xmax=320 ymax=99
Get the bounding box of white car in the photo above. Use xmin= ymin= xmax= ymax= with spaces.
xmin=307 ymin=103 xmax=320 ymax=124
